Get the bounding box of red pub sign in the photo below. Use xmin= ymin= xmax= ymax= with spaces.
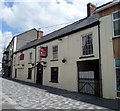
xmin=40 ymin=47 xmax=48 ymax=58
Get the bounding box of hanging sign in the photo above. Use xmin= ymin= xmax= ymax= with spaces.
xmin=40 ymin=47 xmax=48 ymax=58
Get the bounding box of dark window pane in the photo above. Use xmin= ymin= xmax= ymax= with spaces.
xmin=82 ymin=34 xmax=93 ymax=55
xmin=116 ymin=69 xmax=120 ymax=91
xmin=114 ymin=20 xmax=120 ymax=36
xmin=28 ymin=68 xmax=32 ymax=79
xmin=51 ymin=67 xmax=58 ymax=82
xmin=115 ymin=59 xmax=120 ymax=67
xmin=113 ymin=11 xmax=120 ymax=19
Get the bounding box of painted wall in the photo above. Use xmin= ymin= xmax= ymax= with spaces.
xmin=12 ymin=48 xmax=35 ymax=83
xmin=99 ymin=14 xmax=117 ymax=99
xmin=36 ymin=26 xmax=99 ymax=92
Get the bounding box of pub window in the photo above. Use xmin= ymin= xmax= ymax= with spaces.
xmin=115 ymin=59 xmax=120 ymax=91
xmin=113 ymin=10 xmax=120 ymax=37
xmin=20 ymin=54 xmax=24 ymax=60
xmin=51 ymin=67 xmax=58 ymax=83
xmin=82 ymin=33 xmax=93 ymax=55
xmin=29 ymin=52 xmax=32 ymax=62
xmin=52 ymin=45 xmax=58 ymax=60
xmin=28 ymin=68 xmax=32 ymax=79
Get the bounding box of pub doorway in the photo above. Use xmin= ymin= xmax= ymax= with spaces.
xmin=36 ymin=63 xmax=43 ymax=85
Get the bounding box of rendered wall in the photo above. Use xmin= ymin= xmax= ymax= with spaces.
xmin=36 ymin=26 xmax=99 ymax=92
xmin=99 ymin=14 xmax=117 ymax=99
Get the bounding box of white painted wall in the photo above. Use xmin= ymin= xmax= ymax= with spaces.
xmin=12 ymin=48 xmax=35 ymax=83
xmin=99 ymin=14 xmax=117 ymax=99
xmin=36 ymin=26 xmax=99 ymax=92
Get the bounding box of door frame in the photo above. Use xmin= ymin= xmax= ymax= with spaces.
xmin=36 ymin=62 xmax=43 ymax=84
xmin=77 ymin=59 xmax=101 ymax=97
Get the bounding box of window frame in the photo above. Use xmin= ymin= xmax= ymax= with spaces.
xmin=81 ymin=33 xmax=94 ymax=56
xmin=112 ymin=10 xmax=120 ymax=38
xmin=14 ymin=57 xmax=16 ymax=66
xmin=29 ymin=52 xmax=32 ymax=63
xmin=115 ymin=58 xmax=120 ymax=92
xmin=52 ymin=45 xmax=58 ymax=60
xmin=20 ymin=54 xmax=24 ymax=60
xmin=27 ymin=68 xmax=32 ymax=79
xmin=50 ymin=67 xmax=58 ymax=83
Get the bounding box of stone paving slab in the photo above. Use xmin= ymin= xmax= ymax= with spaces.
xmin=1 ymin=76 xmax=120 ymax=110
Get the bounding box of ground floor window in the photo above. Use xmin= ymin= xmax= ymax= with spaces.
xmin=115 ymin=58 xmax=120 ymax=91
xmin=28 ymin=68 xmax=32 ymax=79
xmin=51 ymin=67 xmax=58 ymax=83
xmin=15 ymin=69 xmax=17 ymax=78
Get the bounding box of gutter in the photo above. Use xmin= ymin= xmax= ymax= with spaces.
xmin=34 ymin=46 xmax=37 ymax=83
xmin=98 ymin=23 xmax=103 ymax=97
xmin=96 ymin=0 xmax=120 ymax=13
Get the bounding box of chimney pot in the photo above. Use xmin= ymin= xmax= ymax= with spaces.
xmin=87 ymin=3 xmax=96 ymax=17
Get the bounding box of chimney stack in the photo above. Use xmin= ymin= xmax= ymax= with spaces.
xmin=87 ymin=3 xmax=96 ymax=17
xmin=37 ymin=30 xmax=43 ymax=39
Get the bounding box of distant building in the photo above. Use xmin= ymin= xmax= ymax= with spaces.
xmin=2 ymin=28 xmax=39 ymax=77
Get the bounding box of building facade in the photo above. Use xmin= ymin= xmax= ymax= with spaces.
xmin=96 ymin=0 xmax=120 ymax=98
xmin=2 ymin=28 xmax=38 ymax=77
xmin=11 ymin=1 xmax=120 ymax=99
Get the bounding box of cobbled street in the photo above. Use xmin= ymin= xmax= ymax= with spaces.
xmin=1 ymin=74 xmax=120 ymax=110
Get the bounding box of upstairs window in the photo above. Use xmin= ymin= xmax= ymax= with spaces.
xmin=82 ymin=33 xmax=93 ymax=56
xmin=18 ymin=56 xmax=20 ymax=64
xmin=20 ymin=54 xmax=24 ymax=60
xmin=14 ymin=57 xmax=16 ymax=65
xmin=52 ymin=45 xmax=58 ymax=60
xmin=113 ymin=10 xmax=120 ymax=37
xmin=29 ymin=52 xmax=32 ymax=62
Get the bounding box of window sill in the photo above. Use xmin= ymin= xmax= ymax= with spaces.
xmin=50 ymin=59 xmax=58 ymax=61
xmin=28 ymin=62 xmax=34 ymax=64
xmin=79 ymin=55 xmax=95 ymax=59
xmin=49 ymin=80 xmax=58 ymax=83
xmin=27 ymin=78 xmax=32 ymax=79
xmin=112 ymin=35 xmax=120 ymax=39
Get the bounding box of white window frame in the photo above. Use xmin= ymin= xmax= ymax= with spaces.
xmin=14 ymin=57 xmax=16 ymax=66
xmin=115 ymin=59 xmax=120 ymax=92
xmin=112 ymin=10 xmax=120 ymax=38
xmin=52 ymin=45 xmax=58 ymax=60
xmin=18 ymin=56 xmax=20 ymax=65
xmin=29 ymin=52 xmax=32 ymax=63
xmin=82 ymin=33 xmax=93 ymax=56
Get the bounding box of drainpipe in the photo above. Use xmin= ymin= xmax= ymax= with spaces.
xmin=98 ymin=22 xmax=103 ymax=97
xmin=34 ymin=46 xmax=37 ymax=83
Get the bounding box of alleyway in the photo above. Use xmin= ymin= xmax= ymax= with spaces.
xmin=1 ymin=74 xmax=120 ymax=110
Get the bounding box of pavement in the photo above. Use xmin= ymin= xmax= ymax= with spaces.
xmin=1 ymin=73 xmax=120 ymax=110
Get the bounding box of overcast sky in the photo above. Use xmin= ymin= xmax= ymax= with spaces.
xmin=0 ymin=0 xmax=112 ymax=62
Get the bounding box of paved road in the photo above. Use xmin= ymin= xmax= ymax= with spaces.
xmin=1 ymin=75 xmax=120 ymax=110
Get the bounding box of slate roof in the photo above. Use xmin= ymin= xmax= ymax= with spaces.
xmin=14 ymin=14 xmax=99 ymax=54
